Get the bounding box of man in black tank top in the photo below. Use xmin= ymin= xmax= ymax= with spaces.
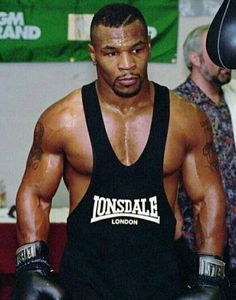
xmin=13 ymin=3 xmax=228 ymax=300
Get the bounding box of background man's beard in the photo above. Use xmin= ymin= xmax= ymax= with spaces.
xmin=200 ymin=60 xmax=231 ymax=86
xmin=212 ymin=75 xmax=231 ymax=86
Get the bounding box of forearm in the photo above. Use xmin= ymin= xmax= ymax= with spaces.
xmin=178 ymin=194 xmax=227 ymax=299
xmin=193 ymin=196 xmax=226 ymax=257
xmin=16 ymin=192 xmax=51 ymax=245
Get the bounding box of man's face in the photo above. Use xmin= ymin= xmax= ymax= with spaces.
xmin=199 ymin=31 xmax=231 ymax=86
xmin=89 ymin=20 xmax=151 ymax=97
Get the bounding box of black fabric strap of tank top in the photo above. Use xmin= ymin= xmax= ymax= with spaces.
xmin=81 ymin=81 xmax=109 ymax=155
xmin=81 ymin=81 xmax=170 ymax=170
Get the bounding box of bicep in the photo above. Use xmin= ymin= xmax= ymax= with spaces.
xmin=19 ymin=119 xmax=64 ymax=202
xmin=18 ymin=151 xmax=64 ymax=203
xmin=181 ymin=116 xmax=226 ymax=253
xmin=182 ymin=118 xmax=223 ymax=206
xmin=16 ymin=120 xmax=64 ymax=243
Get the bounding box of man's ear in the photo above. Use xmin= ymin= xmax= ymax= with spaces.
xmin=189 ymin=51 xmax=200 ymax=67
xmin=88 ymin=44 xmax=97 ymax=65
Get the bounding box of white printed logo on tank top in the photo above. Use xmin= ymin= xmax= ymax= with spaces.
xmin=91 ymin=195 xmax=160 ymax=225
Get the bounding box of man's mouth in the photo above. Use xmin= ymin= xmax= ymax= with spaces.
xmin=117 ymin=76 xmax=139 ymax=87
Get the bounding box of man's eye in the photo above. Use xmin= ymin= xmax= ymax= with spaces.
xmin=107 ymin=52 xmax=117 ymax=57
xmin=131 ymin=48 xmax=142 ymax=54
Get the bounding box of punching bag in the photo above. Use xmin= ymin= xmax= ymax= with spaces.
xmin=206 ymin=0 xmax=236 ymax=69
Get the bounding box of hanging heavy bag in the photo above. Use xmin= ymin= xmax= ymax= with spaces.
xmin=206 ymin=0 xmax=236 ymax=69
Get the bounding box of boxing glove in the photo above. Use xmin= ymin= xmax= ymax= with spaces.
xmin=12 ymin=241 xmax=67 ymax=300
xmin=206 ymin=0 xmax=236 ymax=69
xmin=228 ymin=270 xmax=236 ymax=299
xmin=176 ymin=253 xmax=227 ymax=299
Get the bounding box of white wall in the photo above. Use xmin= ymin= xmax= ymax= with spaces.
xmin=0 ymin=15 xmax=220 ymax=208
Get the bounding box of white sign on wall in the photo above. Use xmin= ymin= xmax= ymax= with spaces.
xmin=179 ymin=0 xmax=223 ymax=16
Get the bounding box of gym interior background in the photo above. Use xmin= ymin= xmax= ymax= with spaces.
xmin=0 ymin=0 xmax=235 ymax=208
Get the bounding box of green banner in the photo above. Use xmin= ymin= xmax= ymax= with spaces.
xmin=0 ymin=0 xmax=179 ymax=63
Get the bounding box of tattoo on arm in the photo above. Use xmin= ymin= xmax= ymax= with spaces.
xmin=200 ymin=120 xmax=219 ymax=172
xmin=27 ymin=122 xmax=44 ymax=170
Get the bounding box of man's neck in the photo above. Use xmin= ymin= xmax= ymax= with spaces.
xmin=190 ymin=73 xmax=222 ymax=105
xmin=95 ymin=80 xmax=154 ymax=115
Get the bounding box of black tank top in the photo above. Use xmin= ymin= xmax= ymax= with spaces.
xmin=61 ymin=81 xmax=181 ymax=299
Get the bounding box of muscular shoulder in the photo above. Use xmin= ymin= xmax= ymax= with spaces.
xmin=34 ymin=88 xmax=84 ymax=152
xmin=168 ymin=91 xmax=212 ymax=145
xmin=41 ymin=88 xmax=82 ymax=120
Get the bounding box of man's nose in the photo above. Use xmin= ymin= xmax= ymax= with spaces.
xmin=118 ymin=52 xmax=136 ymax=70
